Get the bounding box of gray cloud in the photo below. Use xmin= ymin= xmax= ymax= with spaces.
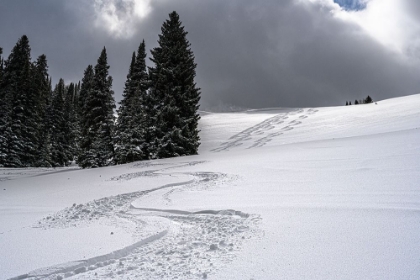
xmin=1 ymin=0 xmax=419 ymax=110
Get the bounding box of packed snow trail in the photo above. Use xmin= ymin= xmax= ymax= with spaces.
xmin=211 ymin=108 xmax=318 ymax=151
xmin=0 ymin=166 xmax=80 ymax=181
xmin=10 ymin=161 xmax=260 ymax=280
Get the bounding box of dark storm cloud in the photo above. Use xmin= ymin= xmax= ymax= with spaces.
xmin=1 ymin=0 xmax=419 ymax=110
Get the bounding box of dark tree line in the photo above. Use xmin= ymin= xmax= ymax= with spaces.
xmin=0 ymin=11 xmax=201 ymax=168
xmin=345 ymin=95 xmax=373 ymax=106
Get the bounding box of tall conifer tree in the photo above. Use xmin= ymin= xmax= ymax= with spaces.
xmin=149 ymin=11 xmax=201 ymax=158
xmin=50 ymin=79 xmax=68 ymax=166
xmin=0 ymin=46 xmax=6 ymax=166
xmin=64 ymin=83 xmax=79 ymax=162
xmin=33 ymin=54 xmax=52 ymax=167
xmin=0 ymin=36 xmax=33 ymax=166
xmin=114 ymin=40 xmax=149 ymax=164
xmin=0 ymin=47 xmax=3 ymax=84
xmin=79 ymin=48 xmax=115 ymax=168
xmin=78 ymin=65 xmax=96 ymax=168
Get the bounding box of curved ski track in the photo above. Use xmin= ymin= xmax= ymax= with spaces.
xmin=10 ymin=161 xmax=260 ymax=280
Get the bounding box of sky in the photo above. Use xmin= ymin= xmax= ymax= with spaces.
xmin=0 ymin=0 xmax=419 ymax=110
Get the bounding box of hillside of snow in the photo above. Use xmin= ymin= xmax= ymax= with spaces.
xmin=1 ymin=94 xmax=420 ymax=280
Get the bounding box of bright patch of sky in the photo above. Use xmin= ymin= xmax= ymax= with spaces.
xmin=305 ymin=0 xmax=420 ymax=57
xmin=333 ymin=0 xmax=367 ymax=11
xmin=332 ymin=0 xmax=420 ymax=56
xmin=93 ymin=0 xmax=152 ymax=39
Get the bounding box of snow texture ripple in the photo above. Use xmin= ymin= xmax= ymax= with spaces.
xmin=10 ymin=161 xmax=261 ymax=280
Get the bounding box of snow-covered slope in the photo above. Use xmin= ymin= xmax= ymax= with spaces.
xmin=1 ymin=94 xmax=420 ymax=280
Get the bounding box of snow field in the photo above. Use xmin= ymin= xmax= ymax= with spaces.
xmin=5 ymin=161 xmax=260 ymax=280
xmin=1 ymin=94 xmax=420 ymax=279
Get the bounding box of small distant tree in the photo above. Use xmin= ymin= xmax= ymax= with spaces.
xmin=355 ymin=100 xmax=359 ymax=105
xmin=364 ymin=95 xmax=373 ymax=104
xmin=349 ymin=101 xmax=351 ymax=105
xmin=345 ymin=101 xmax=348 ymax=106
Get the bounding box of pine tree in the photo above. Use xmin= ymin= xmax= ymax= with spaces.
xmin=355 ymin=100 xmax=359 ymax=105
xmin=33 ymin=54 xmax=53 ymax=167
xmin=78 ymin=48 xmax=115 ymax=168
xmin=148 ymin=11 xmax=201 ymax=159
xmin=63 ymin=83 xmax=79 ymax=163
xmin=0 ymin=46 xmax=8 ymax=166
xmin=77 ymin=65 xmax=95 ymax=168
xmin=0 ymin=36 xmax=34 ymax=167
xmin=114 ymin=41 xmax=149 ymax=164
xmin=345 ymin=101 xmax=348 ymax=106
xmin=364 ymin=95 xmax=373 ymax=104
xmin=114 ymin=52 xmax=138 ymax=164
xmin=72 ymin=81 xmax=81 ymax=160
xmin=0 ymin=47 xmax=3 ymax=84
xmin=50 ymin=79 xmax=68 ymax=166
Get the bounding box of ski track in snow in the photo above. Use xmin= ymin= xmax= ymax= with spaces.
xmin=0 ymin=167 xmax=80 ymax=181
xmin=211 ymin=108 xmax=318 ymax=152
xmin=11 ymin=161 xmax=261 ymax=280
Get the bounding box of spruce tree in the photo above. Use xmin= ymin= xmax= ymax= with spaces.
xmin=78 ymin=65 xmax=96 ymax=168
xmin=0 ymin=47 xmax=3 ymax=84
xmin=364 ymin=95 xmax=373 ymax=104
xmin=78 ymin=48 xmax=115 ymax=168
xmin=50 ymin=79 xmax=68 ymax=166
xmin=114 ymin=40 xmax=149 ymax=164
xmin=0 ymin=36 xmax=34 ymax=167
xmin=72 ymin=81 xmax=81 ymax=160
xmin=149 ymin=11 xmax=201 ymax=159
xmin=63 ymin=83 xmax=79 ymax=163
xmin=33 ymin=54 xmax=52 ymax=167
xmin=114 ymin=52 xmax=138 ymax=164
xmin=0 ymin=46 xmax=8 ymax=166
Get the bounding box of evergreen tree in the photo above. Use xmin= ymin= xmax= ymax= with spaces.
xmin=78 ymin=65 xmax=96 ymax=168
xmin=364 ymin=95 xmax=373 ymax=104
xmin=0 ymin=46 xmax=9 ymax=166
xmin=114 ymin=41 xmax=149 ymax=164
xmin=78 ymin=48 xmax=115 ymax=168
xmin=345 ymin=101 xmax=348 ymax=106
xmin=355 ymin=99 xmax=359 ymax=105
xmin=50 ymin=79 xmax=68 ymax=166
xmin=0 ymin=47 xmax=3 ymax=84
xmin=33 ymin=54 xmax=53 ymax=167
xmin=72 ymin=81 xmax=81 ymax=160
xmin=63 ymin=83 xmax=79 ymax=163
xmin=148 ymin=11 xmax=201 ymax=159
xmin=0 ymin=36 xmax=34 ymax=167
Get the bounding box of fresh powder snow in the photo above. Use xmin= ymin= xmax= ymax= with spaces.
xmin=1 ymin=94 xmax=420 ymax=279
